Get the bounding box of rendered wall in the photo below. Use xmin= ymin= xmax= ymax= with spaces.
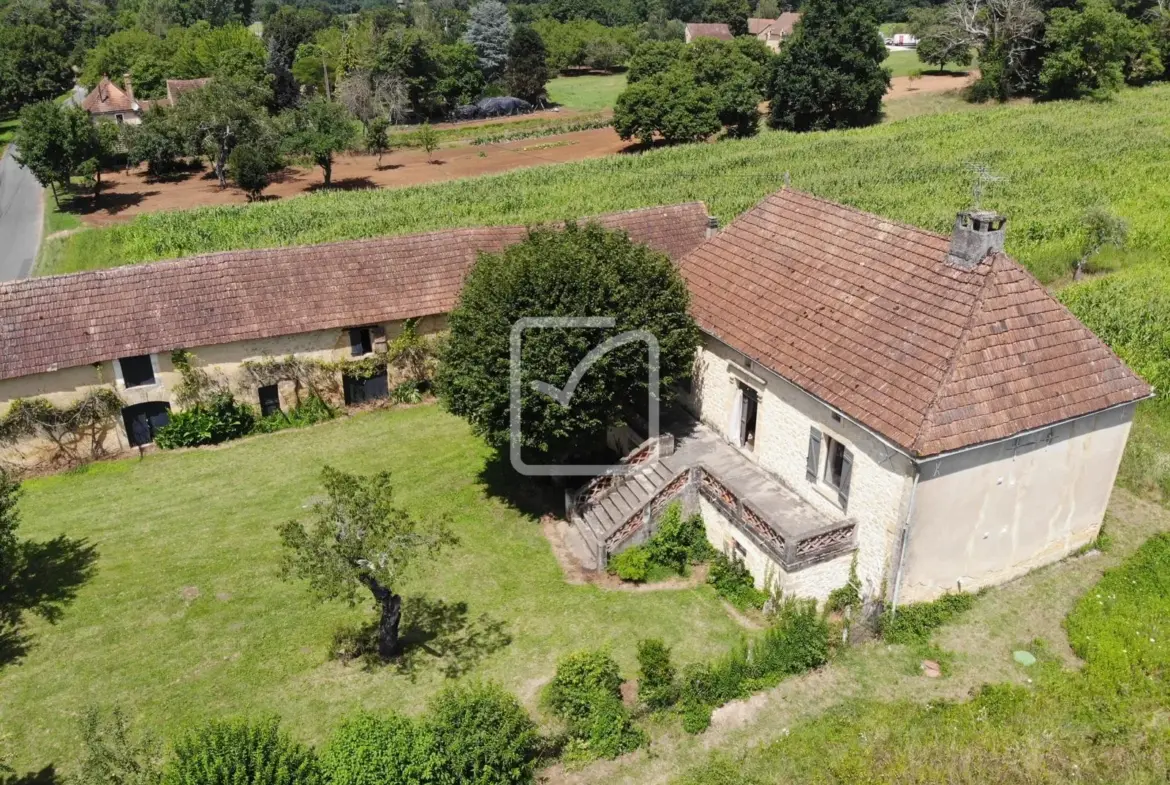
xmin=683 ymin=335 xmax=915 ymax=598
xmin=899 ymin=403 xmax=1136 ymax=602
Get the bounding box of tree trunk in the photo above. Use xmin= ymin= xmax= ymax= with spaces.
xmin=49 ymin=181 xmax=60 ymax=208
xmin=322 ymin=158 xmax=332 ymax=187
xmin=360 ymin=575 xmax=402 ymax=659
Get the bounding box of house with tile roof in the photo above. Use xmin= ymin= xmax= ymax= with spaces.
xmin=0 ymin=189 xmax=1148 ymax=607
xmin=748 ymin=13 xmax=800 ymax=50
xmin=684 ymin=22 xmax=734 ymax=42
xmin=80 ymin=75 xmax=211 ymax=124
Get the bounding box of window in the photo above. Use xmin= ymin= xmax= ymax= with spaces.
xmin=731 ymin=539 xmax=747 ymax=563
xmin=805 ymin=427 xmax=853 ymax=511
xmin=121 ymin=402 xmax=171 ymax=447
xmin=115 ymin=113 xmax=124 ymax=124
xmin=258 ymin=385 xmax=281 ymax=417
xmin=349 ymin=327 xmax=373 ymax=357
xmin=118 ymin=354 xmax=156 ymax=388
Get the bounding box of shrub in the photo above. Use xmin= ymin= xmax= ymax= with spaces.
xmin=426 ymin=682 xmax=540 ymax=785
xmin=164 ymin=717 xmax=320 ymax=785
xmin=229 ymin=143 xmax=272 ymax=201
xmin=708 ymin=552 xmax=768 ymax=610
xmin=154 ymin=393 xmax=257 ymax=449
xmin=753 ymin=598 xmax=831 ymax=676
xmin=391 ymin=381 xmax=423 ymax=404
xmin=680 ymin=698 xmax=712 ymax=735
xmin=824 ymin=555 xmax=861 ymax=614
xmin=253 ymin=395 xmax=337 ymax=434
xmin=636 ymin=638 xmax=678 ymax=710
xmin=879 ymin=592 xmax=976 ymax=645
xmin=562 ymin=693 xmax=646 ymax=762
xmin=77 ymin=706 xmax=164 ymax=785
xmin=609 ymin=545 xmax=650 ymax=582
xmin=646 ymin=503 xmax=712 ymax=571
xmin=320 ymin=712 xmax=436 ymax=785
xmin=543 ymin=650 xmax=623 ymax=723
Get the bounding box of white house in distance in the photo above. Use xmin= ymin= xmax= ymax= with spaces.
xmin=566 ymin=189 xmax=1150 ymax=607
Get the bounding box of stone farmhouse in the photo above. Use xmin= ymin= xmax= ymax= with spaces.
xmin=683 ymin=22 xmax=735 ymax=43
xmin=80 ymin=75 xmax=210 ymax=124
xmin=0 ymin=190 xmax=1150 ymax=609
xmin=748 ymin=14 xmax=801 ymax=50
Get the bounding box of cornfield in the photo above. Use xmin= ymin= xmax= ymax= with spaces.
xmin=48 ymin=85 xmax=1170 ymax=284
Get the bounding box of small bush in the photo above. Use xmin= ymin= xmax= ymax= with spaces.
xmin=543 ymin=650 xmax=623 ymax=723
xmin=164 ymin=717 xmax=319 ymax=785
xmin=155 ymin=393 xmax=256 ymax=449
xmin=609 ymin=546 xmax=650 ymax=582
xmin=708 ymin=552 xmax=768 ymax=610
xmin=320 ymin=712 xmax=434 ymax=785
xmin=563 ymin=694 xmax=646 ymax=762
xmin=825 ymin=555 xmax=861 ymax=614
xmin=77 ymin=706 xmax=164 ymax=785
xmin=636 ymin=638 xmax=678 ymax=710
xmin=680 ymin=699 xmax=712 ymax=735
xmin=754 ymin=598 xmax=831 ymax=676
xmin=391 ymin=381 xmax=423 ymax=404
xmin=646 ymin=503 xmax=712 ymax=571
xmin=426 ymin=682 xmax=540 ymax=785
xmin=255 ymin=395 xmax=337 ymax=434
xmin=675 ymin=753 xmax=766 ymax=784
xmin=879 ymin=592 xmax=976 ymax=645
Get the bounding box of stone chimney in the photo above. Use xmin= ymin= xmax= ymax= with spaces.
xmin=706 ymin=215 xmax=720 ymax=238
xmin=946 ymin=210 xmax=1007 ymax=269
xmin=122 ymin=73 xmax=136 ymax=105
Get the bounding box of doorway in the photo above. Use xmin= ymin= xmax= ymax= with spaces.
xmin=739 ymin=384 xmax=759 ymax=451
xmin=121 ymin=401 xmax=171 ymax=447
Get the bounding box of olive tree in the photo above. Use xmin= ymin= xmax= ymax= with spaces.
xmin=279 ymin=466 xmax=456 ymax=660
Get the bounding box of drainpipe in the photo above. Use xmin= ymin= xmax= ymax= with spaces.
xmin=889 ymin=465 xmax=921 ymax=617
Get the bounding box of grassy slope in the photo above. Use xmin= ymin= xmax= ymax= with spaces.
xmin=882 ymin=48 xmax=965 ymax=77
xmin=676 ymin=528 xmax=1170 ymax=785
xmin=0 ymin=405 xmax=744 ymax=773
xmin=48 ymin=86 xmax=1170 ymax=284
xmin=547 ymin=72 xmax=628 ymax=111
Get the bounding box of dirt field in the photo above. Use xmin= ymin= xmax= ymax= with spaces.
xmin=69 ymin=72 xmax=976 ymax=227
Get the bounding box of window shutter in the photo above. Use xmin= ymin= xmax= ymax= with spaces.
xmin=838 ymin=449 xmax=853 ymax=510
xmin=349 ymin=329 xmax=364 ymax=357
xmin=806 ymin=428 xmax=822 ymax=482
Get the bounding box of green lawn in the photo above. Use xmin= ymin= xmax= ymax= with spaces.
xmin=547 ymin=73 xmax=628 ymax=112
xmin=0 ymin=405 xmax=744 ymax=774
xmin=0 ymin=116 xmax=17 ymax=155
xmin=883 ymin=48 xmax=968 ymax=77
xmin=46 ymin=85 xmax=1170 ymax=286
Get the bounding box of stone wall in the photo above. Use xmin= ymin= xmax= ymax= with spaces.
xmin=0 ymin=315 xmax=445 ymax=470
xmin=683 ymin=335 xmax=915 ymax=599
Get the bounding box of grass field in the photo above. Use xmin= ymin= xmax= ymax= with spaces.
xmin=883 ymin=48 xmax=967 ymax=77
xmin=547 ymin=72 xmax=628 ymax=111
xmin=0 ymin=405 xmax=746 ymax=774
xmin=0 ymin=116 xmax=17 ymax=155
xmin=45 ymin=85 xmax=1170 ymax=286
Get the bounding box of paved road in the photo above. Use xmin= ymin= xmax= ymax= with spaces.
xmin=0 ymin=145 xmax=44 ymax=281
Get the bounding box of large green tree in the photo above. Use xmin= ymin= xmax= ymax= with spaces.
xmin=174 ymin=76 xmax=271 ymax=188
xmin=437 ymin=223 xmax=699 ymax=464
xmin=14 ymin=103 xmax=105 ymax=204
xmin=703 ymin=0 xmax=751 ymax=36
xmin=768 ymin=0 xmax=891 ymax=131
xmin=1040 ymin=0 xmax=1163 ymax=98
xmin=279 ymin=466 xmax=456 ymax=660
xmin=505 ymin=25 xmax=550 ymax=103
xmin=464 ymin=0 xmax=513 ymax=81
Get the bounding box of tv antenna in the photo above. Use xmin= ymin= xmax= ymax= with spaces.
xmin=964 ymin=162 xmax=1006 ymax=211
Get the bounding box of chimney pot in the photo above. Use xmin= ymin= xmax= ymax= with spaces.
xmin=946 ymin=210 xmax=1007 ymax=269
xmin=706 ymin=215 xmax=720 ymax=238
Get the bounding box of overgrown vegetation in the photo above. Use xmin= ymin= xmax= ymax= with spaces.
xmin=707 ymin=552 xmax=769 ymax=611
xmin=0 ymin=388 xmax=123 ymax=468
xmin=542 ymin=649 xmax=645 ymax=762
xmin=879 ymin=592 xmax=977 ymax=644
xmin=608 ymin=502 xmax=713 ymax=583
xmin=678 ymin=598 xmax=832 ymax=734
xmin=676 ymin=532 xmax=1170 ymax=784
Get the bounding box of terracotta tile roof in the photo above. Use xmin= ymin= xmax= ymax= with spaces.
xmin=748 ymin=14 xmax=800 ymax=35
xmin=685 ymin=23 xmax=734 ymax=40
xmin=165 ymin=78 xmax=210 ymax=106
xmin=680 ymin=189 xmax=1151 ymax=457
xmin=80 ymin=77 xmax=137 ymax=115
xmin=0 ymin=204 xmax=709 ymax=383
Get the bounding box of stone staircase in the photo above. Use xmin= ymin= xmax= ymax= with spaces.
xmin=565 ymin=435 xmax=685 ymax=570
